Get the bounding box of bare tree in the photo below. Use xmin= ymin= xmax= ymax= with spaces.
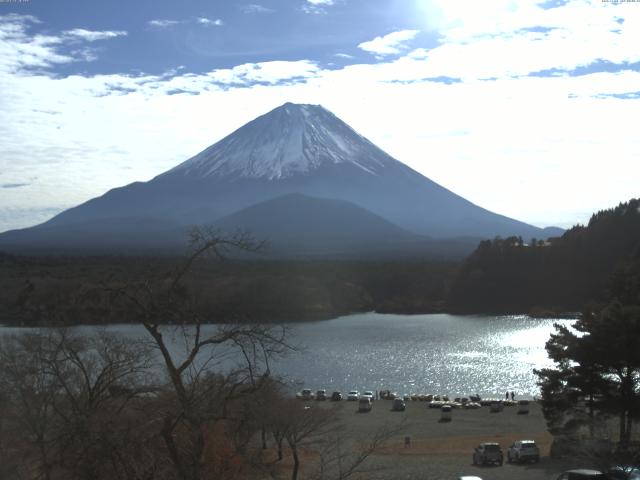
xmin=262 ymin=397 xmax=402 ymax=480
xmin=311 ymin=422 xmax=402 ymax=480
xmin=0 ymin=329 xmax=159 ymax=480
xmin=106 ymin=227 xmax=293 ymax=480
xmin=0 ymin=332 xmax=60 ymax=480
xmin=279 ymin=401 xmax=336 ymax=480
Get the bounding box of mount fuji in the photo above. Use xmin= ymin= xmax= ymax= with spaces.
xmin=0 ymin=102 xmax=561 ymax=255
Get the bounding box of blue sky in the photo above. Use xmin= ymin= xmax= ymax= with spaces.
xmin=0 ymin=0 xmax=639 ymax=232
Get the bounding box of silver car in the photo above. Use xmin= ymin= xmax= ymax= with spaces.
xmin=347 ymin=390 xmax=359 ymax=401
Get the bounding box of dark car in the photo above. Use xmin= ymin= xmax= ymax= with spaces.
xmin=472 ymin=442 xmax=503 ymax=466
xmin=607 ymin=466 xmax=640 ymax=480
xmin=331 ymin=391 xmax=343 ymax=401
xmin=392 ymin=398 xmax=406 ymax=411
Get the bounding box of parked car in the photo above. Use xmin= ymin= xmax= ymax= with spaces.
xmin=358 ymin=397 xmax=372 ymax=412
xmin=392 ymin=398 xmax=406 ymax=411
xmin=347 ymin=390 xmax=359 ymax=401
xmin=299 ymin=389 xmax=314 ymax=400
xmin=331 ymin=391 xmax=343 ymax=401
xmin=607 ymin=466 xmax=640 ymax=480
xmin=517 ymin=399 xmax=530 ymax=414
xmin=440 ymin=404 xmax=452 ymax=421
xmin=556 ymin=470 xmax=608 ymax=480
xmin=507 ymin=440 xmax=540 ymax=463
xmin=361 ymin=391 xmax=374 ymax=401
xmin=472 ymin=442 xmax=504 ymax=466
xmin=316 ymin=389 xmax=327 ymax=400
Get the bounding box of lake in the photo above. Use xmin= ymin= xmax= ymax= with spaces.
xmin=0 ymin=313 xmax=569 ymax=399
xmin=276 ymin=313 xmax=566 ymax=399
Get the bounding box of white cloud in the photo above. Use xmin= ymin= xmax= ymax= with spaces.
xmin=335 ymin=53 xmax=354 ymax=59
xmin=149 ymin=17 xmax=226 ymax=28
xmin=1 ymin=5 xmax=640 ymax=232
xmin=241 ymin=4 xmax=275 ymax=14
xmin=302 ymin=0 xmax=335 ymax=14
xmin=63 ymin=28 xmax=128 ymax=41
xmin=0 ymin=15 xmax=70 ymax=72
xmin=207 ymin=60 xmax=320 ymax=86
xmin=196 ymin=17 xmax=224 ymax=26
xmin=0 ymin=16 xmax=128 ymax=75
xmin=358 ymin=30 xmax=420 ymax=56
xmin=147 ymin=19 xmax=181 ymax=28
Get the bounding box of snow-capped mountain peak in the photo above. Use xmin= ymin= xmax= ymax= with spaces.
xmin=166 ymin=103 xmax=394 ymax=180
xmin=1 ymin=101 xmax=556 ymax=251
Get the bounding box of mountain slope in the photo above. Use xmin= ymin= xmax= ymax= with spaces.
xmin=0 ymin=217 xmax=187 ymax=253
xmin=213 ymin=193 xmax=424 ymax=255
xmin=0 ymin=102 xmax=560 ymax=254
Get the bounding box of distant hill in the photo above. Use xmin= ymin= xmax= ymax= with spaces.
xmin=214 ymin=193 xmax=423 ymax=256
xmin=0 ymin=102 xmax=561 ymax=256
xmin=212 ymin=193 xmax=479 ymax=258
xmin=447 ymin=198 xmax=640 ymax=313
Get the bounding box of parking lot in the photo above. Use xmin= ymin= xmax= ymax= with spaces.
xmin=303 ymin=398 xmax=590 ymax=480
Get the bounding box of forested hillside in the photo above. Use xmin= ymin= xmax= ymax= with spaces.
xmin=0 ymin=255 xmax=454 ymax=326
xmin=448 ymin=198 xmax=640 ymax=313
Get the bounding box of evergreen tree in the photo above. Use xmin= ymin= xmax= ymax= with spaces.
xmin=536 ymin=302 xmax=640 ymax=446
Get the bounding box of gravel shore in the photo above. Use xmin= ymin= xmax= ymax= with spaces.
xmin=303 ymin=399 xmax=592 ymax=480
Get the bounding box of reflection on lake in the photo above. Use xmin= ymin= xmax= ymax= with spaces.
xmin=0 ymin=313 xmax=569 ymax=398
xmin=275 ymin=313 xmax=566 ymax=398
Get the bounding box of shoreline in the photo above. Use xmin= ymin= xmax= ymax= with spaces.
xmin=0 ymin=309 xmax=581 ymax=328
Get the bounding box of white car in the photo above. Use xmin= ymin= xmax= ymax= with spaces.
xmin=507 ymin=440 xmax=540 ymax=463
xmin=347 ymin=390 xmax=359 ymax=401
xmin=298 ymin=388 xmax=314 ymax=400
xmin=361 ymin=391 xmax=374 ymax=401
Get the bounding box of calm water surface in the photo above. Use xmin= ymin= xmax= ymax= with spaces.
xmin=277 ymin=313 xmax=568 ymax=398
xmin=0 ymin=313 xmax=569 ymax=398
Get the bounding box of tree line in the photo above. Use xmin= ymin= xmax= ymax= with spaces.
xmin=448 ymin=198 xmax=640 ymax=314
xmin=0 ymin=252 xmax=455 ymax=327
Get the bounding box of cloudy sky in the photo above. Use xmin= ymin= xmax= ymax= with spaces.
xmin=0 ymin=0 xmax=638 ymax=233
